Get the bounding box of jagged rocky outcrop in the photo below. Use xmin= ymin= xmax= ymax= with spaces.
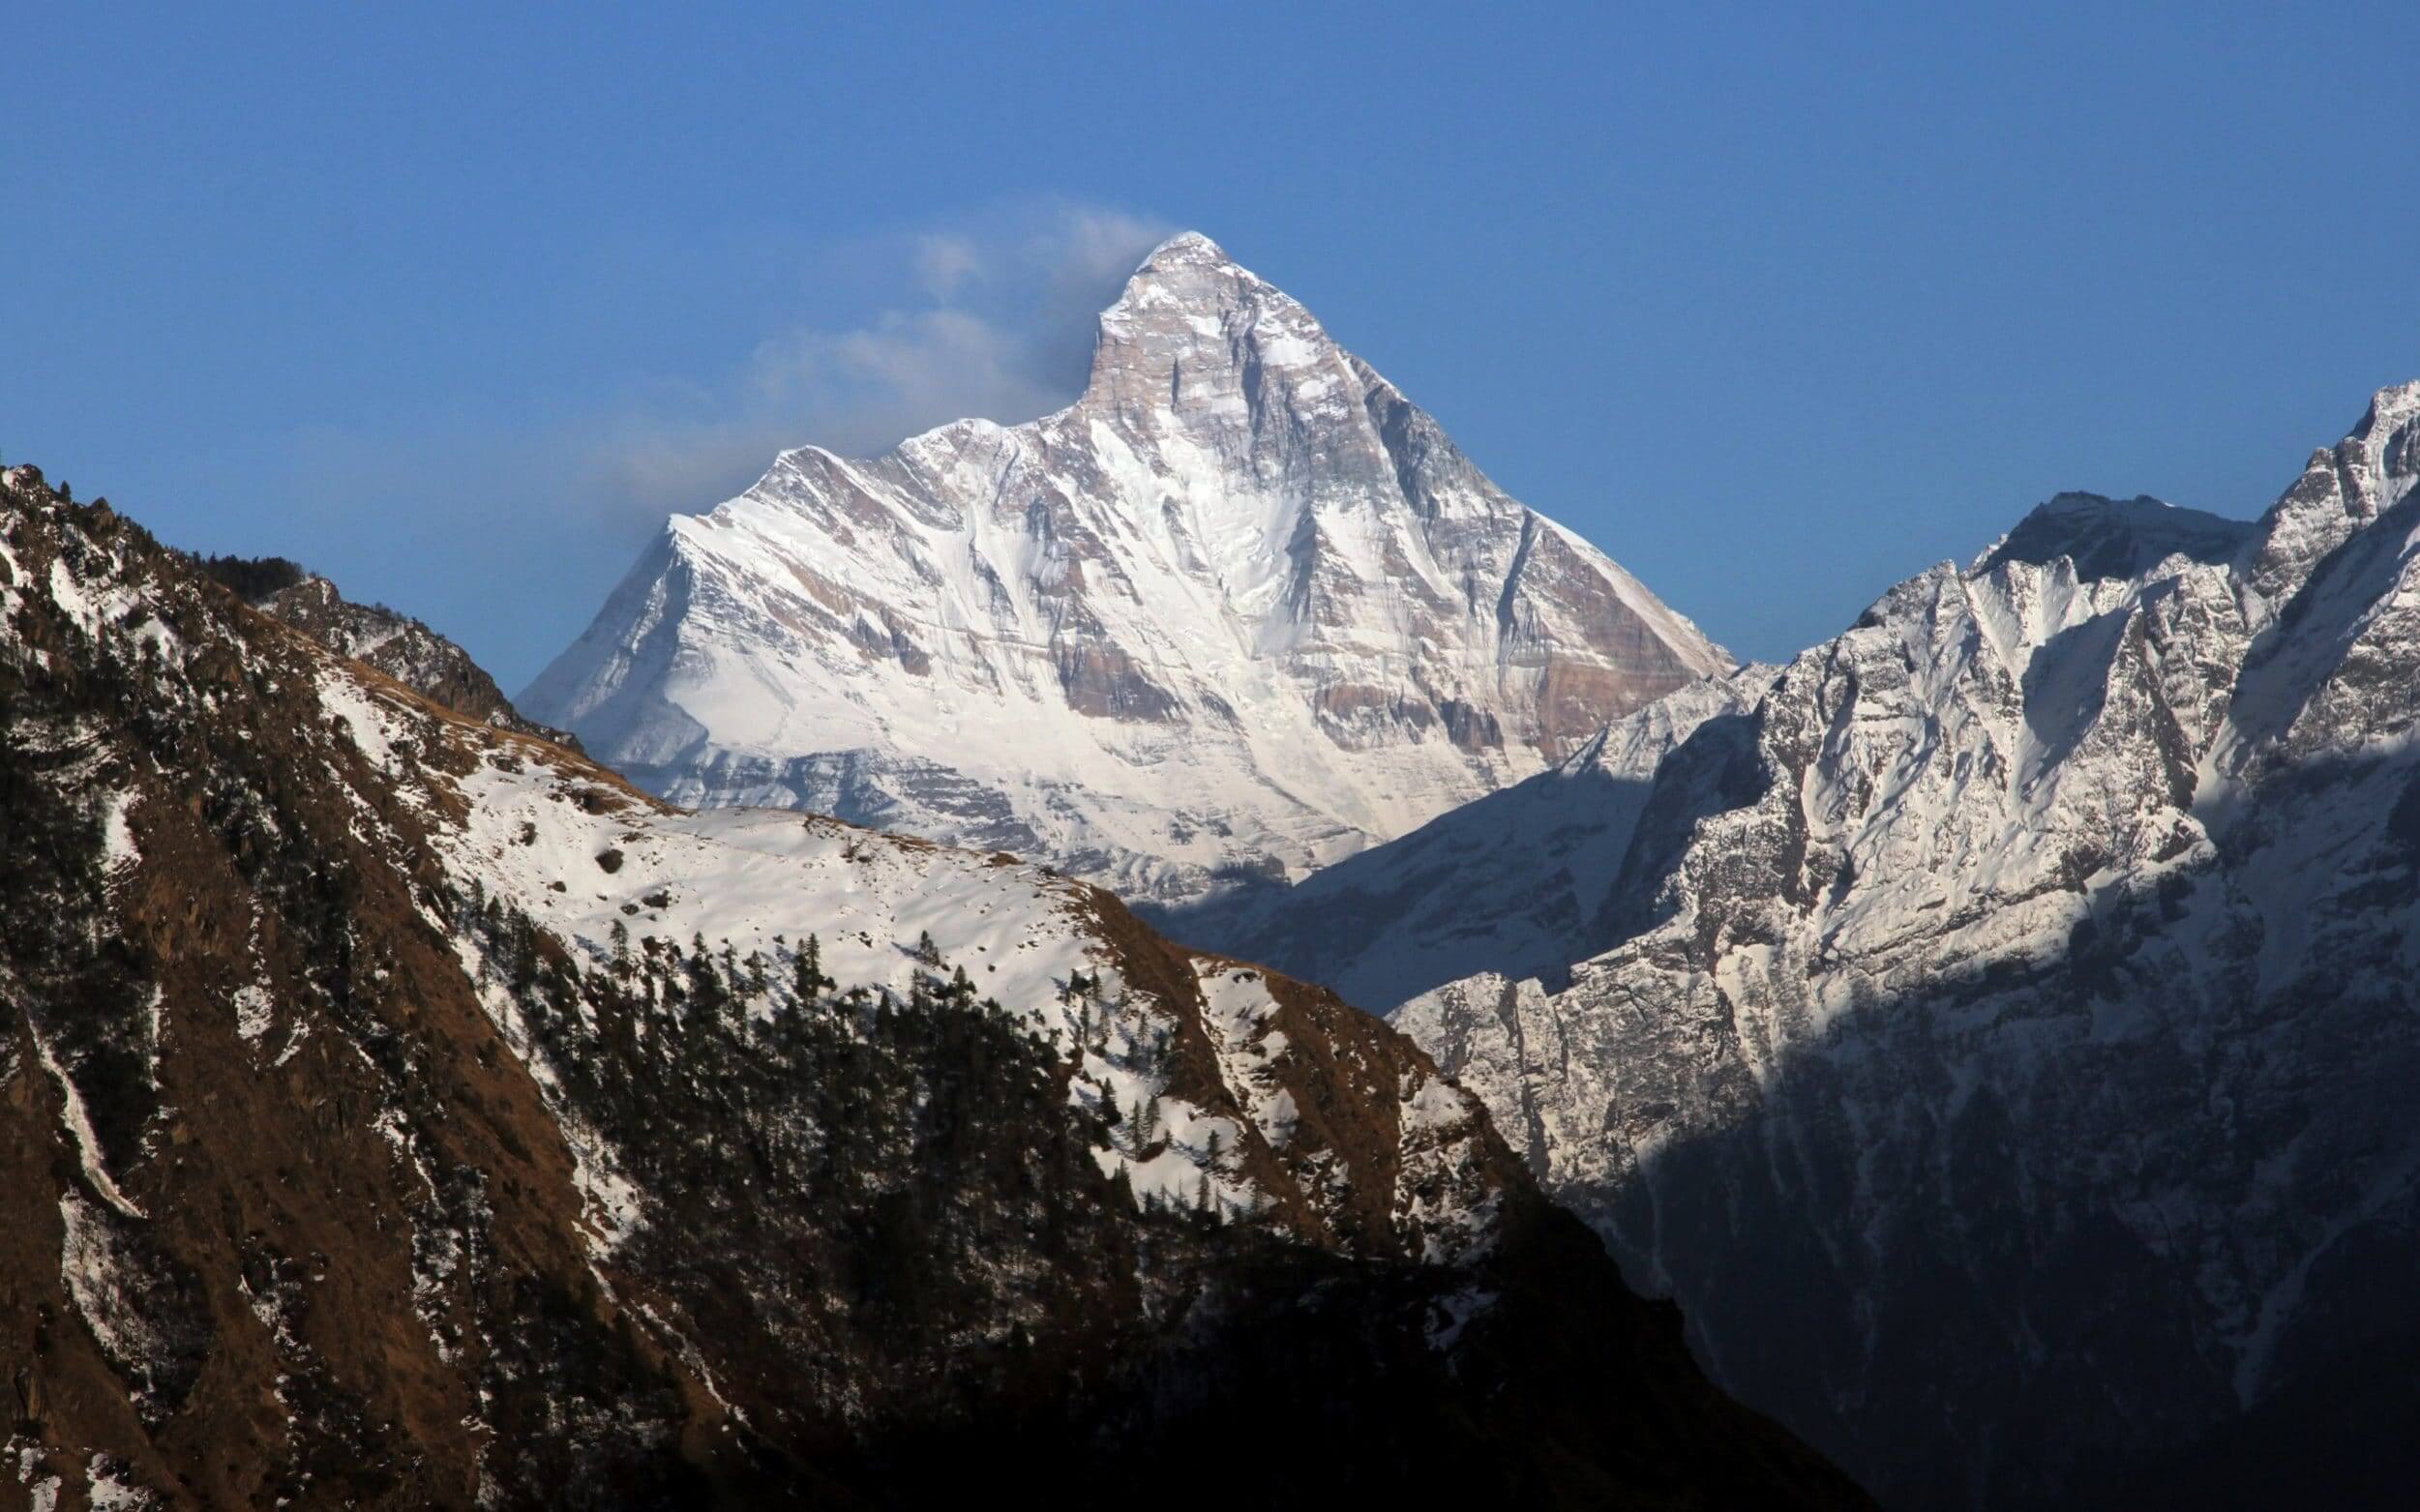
xmin=0 ymin=463 xmax=1860 ymax=1508
xmin=522 ymin=233 xmax=1729 ymax=909
xmin=1270 ymin=383 xmax=2420 ymax=1507
xmin=194 ymin=554 xmax=578 ymax=747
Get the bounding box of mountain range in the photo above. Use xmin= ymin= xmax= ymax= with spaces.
xmin=519 ymin=235 xmax=2420 ymax=1505
xmin=20 ymin=222 xmax=2420 ymax=1509
xmin=1210 ymin=381 xmax=2420 ymax=1506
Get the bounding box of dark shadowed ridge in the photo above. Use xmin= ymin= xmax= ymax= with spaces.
xmin=1982 ymin=491 xmax=2253 ymax=581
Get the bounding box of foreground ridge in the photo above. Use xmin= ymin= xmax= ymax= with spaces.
xmin=0 ymin=463 xmax=1860 ymax=1507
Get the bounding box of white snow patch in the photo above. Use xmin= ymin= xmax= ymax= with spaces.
xmin=233 ymin=985 xmax=275 ymax=1042
xmin=1401 ymin=1076 xmax=1474 ymax=1134
xmin=99 ymin=789 xmax=140 ymax=877
xmin=85 ymin=1458 xmax=158 ymax=1511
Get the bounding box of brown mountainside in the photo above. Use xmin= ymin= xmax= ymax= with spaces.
xmin=0 ymin=462 xmax=1864 ymax=1507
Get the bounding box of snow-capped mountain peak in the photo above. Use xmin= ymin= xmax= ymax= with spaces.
xmin=1096 ymin=229 xmax=1268 ymax=322
xmin=2239 ymin=377 xmax=2420 ymax=614
xmin=1979 ymin=491 xmax=2250 ymax=582
xmin=523 ymin=233 xmax=1732 ymax=907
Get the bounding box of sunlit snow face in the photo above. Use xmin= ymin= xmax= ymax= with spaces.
xmin=518 ymin=235 xmax=1729 ymax=914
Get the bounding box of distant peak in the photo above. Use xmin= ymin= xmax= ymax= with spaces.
xmin=1982 ymin=492 xmax=2251 ymax=582
xmin=1104 ymin=231 xmax=1270 ymax=321
xmin=1087 ymin=233 xmax=1334 ymax=406
xmin=2362 ymin=377 xmax=2420 ymax=432
xmin=1133 ymin=229 xmax=1232 ymax=272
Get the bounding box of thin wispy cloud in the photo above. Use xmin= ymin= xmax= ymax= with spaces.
xmin=575 ymin=201 xmax=1172 ymax=524
xmin=277 ymin=199 xmax=1174 ymax=688
xmin=913 ymin=234 xmax=985 ymax=301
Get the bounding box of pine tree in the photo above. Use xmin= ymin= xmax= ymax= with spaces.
xmin=511 ymin=912 xmax=540 ymax=998
xmin=795 ymin=933 xmax=830 ymax=999
xmin=913 ymin=930 xmax=941 ymax=967
xmin=1196 ymin=1171 xmax=1212 ymax=1215
xmin=1205 ymin=1128 xmax=1223 ymax=1175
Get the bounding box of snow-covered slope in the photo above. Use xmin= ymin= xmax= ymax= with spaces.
xmin=1285 ymin=382 xmax=2420 ymax=1507
xmin=522 ymin=233 xmax=1730 ymax=908
xmin=1180 ymin=666 xmax=1770 ymax=1017
xmin=0 ymin=462 xmax=1860 ymax=1506
xmin=424 ymin=741 xmax=1504 ymax=1257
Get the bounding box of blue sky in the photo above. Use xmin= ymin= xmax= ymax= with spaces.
xmin=8 ymin=2 xmax=2419 ymax=687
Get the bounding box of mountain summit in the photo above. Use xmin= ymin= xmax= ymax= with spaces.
xmin=522 ymin=234 xmax=1731 ymax=906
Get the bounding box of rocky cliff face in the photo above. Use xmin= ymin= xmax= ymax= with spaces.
xmin=0 ymin=463 xmax=1858 ymax=1508
xmin=521 ymin=233 xmax=1729 ymax=909
xmin=1244 ymin=383 xmax=2420 ymax=1507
